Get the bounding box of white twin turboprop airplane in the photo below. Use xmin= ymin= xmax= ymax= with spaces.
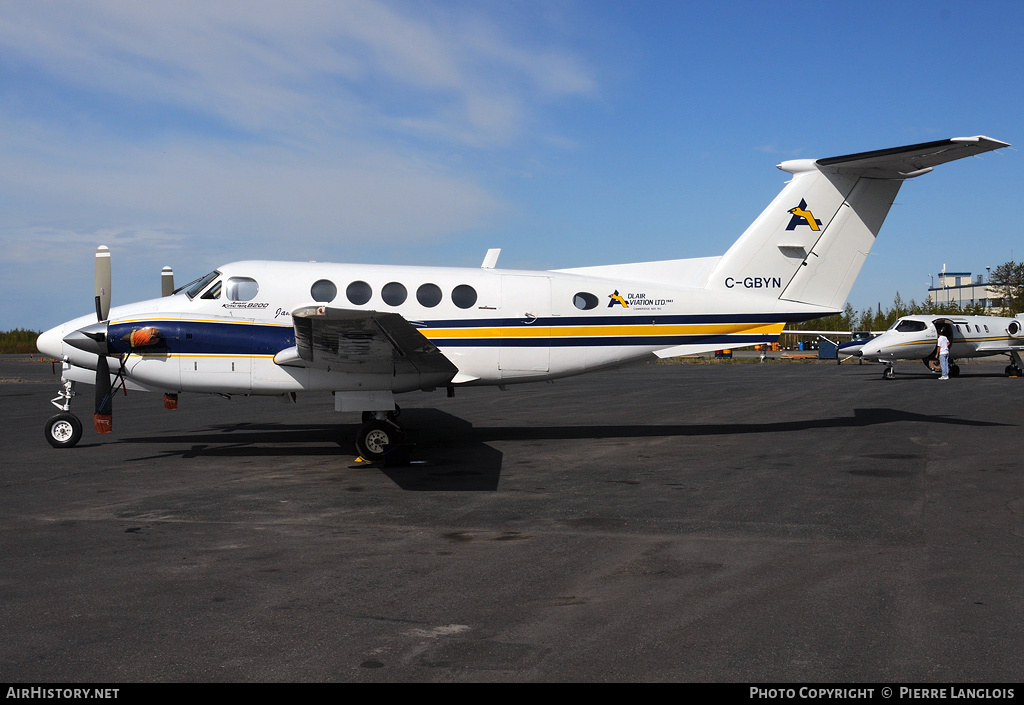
xmin=36 ymin=136 xmax=1009 ymax=460
xmin=858 ymin=313 xmax=1024 ymax=378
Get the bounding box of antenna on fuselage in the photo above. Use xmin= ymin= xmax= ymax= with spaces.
xmin=481 ymin=249 xmax=500 ymax=269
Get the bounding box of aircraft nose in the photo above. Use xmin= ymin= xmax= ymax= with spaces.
xmin=36 ymin=324 xmax=65 ymax=358
xmin=62 ymin=321 xmax=110 ymax=356
xmin=859 ymin=341 xmax=881 ymax=359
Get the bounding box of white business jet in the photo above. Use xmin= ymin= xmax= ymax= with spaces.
xmin=36 ymin=136 xmax=1009 ymax=460
xmin=858 ymin=313 xmax=1024 ymax=379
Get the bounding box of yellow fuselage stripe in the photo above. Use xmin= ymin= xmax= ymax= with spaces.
xmin=422 ymin=323 xmax=784 ymax=339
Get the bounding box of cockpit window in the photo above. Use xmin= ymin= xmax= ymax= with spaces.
xmin=201 ymin=281 xmax=222 ymax=300
xmin=893 ymin=319 xmax=927 ymax=333
xmin=226 ymin=277 xmax=259 ymax=301
xmin=185 ymin=271 xmax=221 ymax=300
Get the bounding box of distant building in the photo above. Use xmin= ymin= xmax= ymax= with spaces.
xmin=927 ymin=270 xmax=1001 ymax=310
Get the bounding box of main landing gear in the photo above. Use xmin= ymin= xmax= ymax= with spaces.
xmin=1006 ymin=351 xmax=1024 ymax=377
xmin=355 ymin=406 xmax=404 ymax=462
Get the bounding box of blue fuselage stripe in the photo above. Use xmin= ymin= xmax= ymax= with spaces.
xmin=107 ymin=316 xmax=787 ymax=355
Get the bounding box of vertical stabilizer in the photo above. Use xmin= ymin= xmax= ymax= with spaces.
xmin=706 ymin=136 xmax=1009 ymax=311
xmin=706 ymin=163 xmax=866 ymax=307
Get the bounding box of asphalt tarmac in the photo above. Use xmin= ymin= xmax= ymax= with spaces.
xmin=1 ymin=353 xmax=1022 ymax=683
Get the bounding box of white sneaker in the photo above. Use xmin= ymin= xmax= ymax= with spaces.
xmin=939 ymin=376 xmax=949 ymax=380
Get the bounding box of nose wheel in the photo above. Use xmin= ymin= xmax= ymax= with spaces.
xmin=45 ymin=412 xmax=83 ymax=448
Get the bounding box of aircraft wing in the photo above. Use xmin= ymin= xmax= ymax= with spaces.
xmin=277 ymin=306 xmax=458 ymax=381
xmin=816 ymin=136 xmax=1009 ymax=179
xmin=975 ymin=344 xmax=1024 ymax=354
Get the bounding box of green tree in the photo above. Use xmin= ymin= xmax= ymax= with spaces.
xmin=0 ymin=329 xmax=43 ymax=354
xmin=989 ymin=260 xmax=1024 ymax=314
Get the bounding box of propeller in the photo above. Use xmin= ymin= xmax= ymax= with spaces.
xmin=95 ymin=245 xmax=111 ymax=321
xmin=93 ymin=246 xmax=113 ymax=434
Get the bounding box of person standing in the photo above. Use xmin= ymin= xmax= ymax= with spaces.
xmin=937 ymin=328 xmax=950 ymax=380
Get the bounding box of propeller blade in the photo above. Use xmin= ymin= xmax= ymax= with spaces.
xmin=161 ymin=266 xmax=174 ymax=297
xmin=94 ymin=354 xmax=113 ymax=434
xmin=95 ymin=245 xmax=111 ymax=321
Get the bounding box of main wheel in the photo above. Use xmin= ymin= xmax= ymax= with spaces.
xmin=355 ymin=420 xmax=402 ymax=462
xmin=45 ymin=413 xmax=82 ymax=448
xmin=950 ymin=364 xmax=960 ymax=378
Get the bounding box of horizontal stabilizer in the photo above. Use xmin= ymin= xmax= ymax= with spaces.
xmin=813 ymin=136 xmax=1009 ymax=179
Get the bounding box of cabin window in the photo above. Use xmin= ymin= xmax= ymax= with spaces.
xmin=573 ymin=292 xmax=599 ymax=310
xmin=311 ymin=279 xmax=337 ymax=303
xmin=186 ymin=271 xmax=220 ymax=300
xmin=346 ymin=281 xmax=372 ymax=305
xmin=1010 ymin=321 xmax=1021 ymax=335
xmin=382 ymin=282 xmax=407 ymax=306
xmin=894 ymin=319 xmax=927 ymax=333
xmin=226 ymin=277 xmax=259 ymax=301
xmin=417 ymin=283 xmax=442 ymax=308
xmin=984 ymin=325 xmax=990 ymax=333
xmin=451 ymin=284 xmax=477 ymax=309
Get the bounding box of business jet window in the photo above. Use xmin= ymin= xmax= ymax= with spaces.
xmin=417 ymin=283 xmax=442 ymax=307
xmin=186 ymin=271 xmax=220 ymax=300
xmin=893 ymin=320 xmax=927 ymax=333
xmin=347 ymin=281 xmax=372 ymax=305
xmin=573 ymin=292 xmax=599 ymax=310
xmin=226 ymin=277 xmax=259 ymax=301
xmin=451 ymin=284 xmax=477 ymax=309
xmin=382 ymin=282 xmax=407 ymax=306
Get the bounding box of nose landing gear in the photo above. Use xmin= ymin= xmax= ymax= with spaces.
xmin=45 ymin=412 xmax=83 ymax=448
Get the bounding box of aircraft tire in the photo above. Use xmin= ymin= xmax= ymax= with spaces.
xmin=883 ymin=367 xmax=894 ymax=380
xmin=45 ymin=413 xmax=82 ymax=448
xmin=355 ymin=420 xmax=402 ymax=462
xmin=950 ymin=364 xmax=960 ymax=378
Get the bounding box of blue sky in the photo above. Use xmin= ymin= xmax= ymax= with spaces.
xmin=2 ymin=0 xmax=1021 ymax=331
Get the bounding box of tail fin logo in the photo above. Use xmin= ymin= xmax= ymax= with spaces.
xmin=608 ymin=290 xmax=628 ymax=308
xmin=786 ymin=200 xmax=822 ymax=231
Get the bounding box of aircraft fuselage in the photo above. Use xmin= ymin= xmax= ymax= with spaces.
xmin=39 ymin=260 xmax=824 ymax=396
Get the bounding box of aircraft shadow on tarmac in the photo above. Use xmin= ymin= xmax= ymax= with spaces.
xmin=116 ymin=407 xmax=1009 ymax=491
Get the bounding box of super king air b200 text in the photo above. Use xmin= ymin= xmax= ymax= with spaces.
xmin=36 ymin=136 xmax=1009 ymax=461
